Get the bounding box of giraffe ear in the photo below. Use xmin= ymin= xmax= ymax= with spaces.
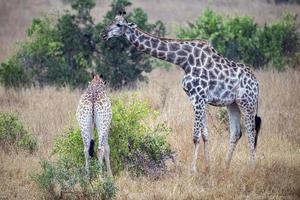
xmin=117 ymin=9 xmax=126 ymax=16
xmin=128 ymin=22 xmax=137 ymax=28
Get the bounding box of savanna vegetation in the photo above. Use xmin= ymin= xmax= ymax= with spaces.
xmin=0 ymin=0 xmax=299 ymax=199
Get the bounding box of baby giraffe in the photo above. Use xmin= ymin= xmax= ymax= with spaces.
xmin=76 ymin=74 xmax=112 ymax=176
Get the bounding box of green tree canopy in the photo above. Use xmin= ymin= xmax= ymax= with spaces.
xmin=0 ymin=0 xmax=166 ymax=88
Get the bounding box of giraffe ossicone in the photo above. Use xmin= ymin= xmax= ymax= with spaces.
xmin=102 ymin=11 xmax=261 ymax=173
xmin=76 ymin=74 xmax=112 ymax=176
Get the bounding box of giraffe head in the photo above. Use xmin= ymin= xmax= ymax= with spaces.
xmin=91 ymin=74 xmax=106 ymax=87
xmin=101 ymin=10 xmax=137 ymax=40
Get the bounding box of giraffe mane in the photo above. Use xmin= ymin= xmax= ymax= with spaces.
xmin=135 ymin=27 xmax=209 ymax=44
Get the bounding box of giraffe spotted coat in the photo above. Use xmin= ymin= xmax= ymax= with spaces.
xmin=101 ymin=12 xmax=261 ymax=173
xmin=76 ymin=75 xmax=112 ymax=176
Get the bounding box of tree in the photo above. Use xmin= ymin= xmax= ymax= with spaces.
xmin=0 ymin=0 xmax=166 ymax=88
xmin=177 ymin=9 xmax=299 ymax=69
xmin=96 ymin=0 xmax=166 ymax=88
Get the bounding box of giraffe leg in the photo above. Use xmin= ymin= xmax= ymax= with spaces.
xmin=82 ymin=135 xmax=93 ymax=175
xmin=238 ymin=99 xmax=257 ymax=167
xmin=94 ymin=104 xmax=112 ymax=175
xmin=201 ymin=112 xmax=209 ymax=170
xmin=244 ymin=114 xmax=256 ymax=166
xmin=77 ymin=113 xmax=93 ymax=174
xmin=104 ymin=139 xmax=112 ymax=176
xmin=191 ymin=103 xmax=208 ymax=174
xmin=76 ymin=101 xmax=94 ymax=175
xmin=225 ymin=103 xmax=242 ymax=168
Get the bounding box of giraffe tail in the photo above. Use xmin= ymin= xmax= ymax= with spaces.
xmin=88 ymin=139 xmax=95 ymax=157
xmin=254 ymin=115 xmax=261 ymax=149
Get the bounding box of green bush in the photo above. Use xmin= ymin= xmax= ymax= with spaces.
xmin=0 ymin=0 xmax=166 ymax=89
xmin=0 ymin=112 xmax=37 ymax=152
xmin=53 ymin=94 xmax=173 ymax=175
xmin=35 ymin=94 xmax=172 ymax=198
xmin=177 ymin=8 xmax=299 ymax=69
xmin=32 ymin=158 xmax=117 ymax=199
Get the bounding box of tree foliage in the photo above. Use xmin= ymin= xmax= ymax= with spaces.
xmin=0 ymin=112 xmax=37 ymax=152
xmin=0 ymin=0 xmax=166 ymax=88
xmin=53 ymin=94 xmax=173 ymax=176
xmin=177 ymin=9 xmax=299 ymax=69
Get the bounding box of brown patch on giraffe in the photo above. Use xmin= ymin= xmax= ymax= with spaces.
xmin=157 ymin=51 xmax=166 ymax=59
xmin=130 ymin=34 xmax=137 ymax=42
xmin=169 ymin=43 xmax=180 ymax=51
xmin=175 ymin=56 xmax=186 ymax=65
xmin=192 ymin=67 xmax=201 ymax=77
xmin=188 ymin=54 xmax=195 ymax=66
xmin=192 ymin=79 xmax=200 ymax=87
xmin=209 ymin=71 xmax=217 ymax=79
xmin=182 ymin=45 xmax=193 ymax=53
xmin=193 ymin=48 xmax=201 ymax=57
xmin=219 ymin=82 xmax=225 ymax=91
xmin=138 ymin=44 xmax=145 ymax=51
xmin=230 ymin=79 xmax=238 ymax=85
xmin=200 ymin=80 xmax=208 ymax=88
xmin=196 ymin=58 xmax=201 ymax=66
xmin=133 ymin=40 xmax=139 ymax=46
xmin=144 ymin=40 xmax=151 ymax=47
xmin=200 ymin=52 xmax=207 ymax=65
xmin=151 ymin=38 xmax=159 ymax=48
xmin=135 ymin=30 xmax=141 ymax=37
xmin=177 ymin=50 xmax=188 ymax=56
xmin=197 ymin=42 xmax=206 ymax=48
xmin=212 ymin=54 xmax=221 ymax=62
xmin=219 ymin=72 xmax=225 ymax=80
xmin=208 ymin=80 xmax=217 ymax=90
xmin=182 ymin=63 xmax=191 ymax=74
xmin=166 ymin=52 xmax=176 ymax=62
xmin=203 ymin=46 xmax=212 ymax=55
xmin=224 ymin=70 xmax=229 ymax=76
xmin=231 ymin=62 xmax=237 ymax=67
xmin=139 ymin=35 xmax=148 ymax=43
xmin=144 ymin=47 xmax=151 ymax=54
xmin=213 ymin=68 xmax=220 ymax=76
xmin=151 ymin=49 xmax=158 ymax=57
xmin=216 ymin=63 xmax=222 ymax=70
xmin=202 ymin=68 xmax=208 ymax=77
xmin=158 ymin=42 xmax=168 ymax=51
xmin=206 ymin=57 xmax=214 ymax=69
xmin=190 ymin=88 xmax=197 ymax=95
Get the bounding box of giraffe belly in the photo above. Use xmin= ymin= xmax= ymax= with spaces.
xmin=206 ymin=89 xmax=236 ymax=106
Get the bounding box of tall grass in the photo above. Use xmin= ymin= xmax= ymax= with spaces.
xmin=0 ymin=69 xmax=299 ymax=199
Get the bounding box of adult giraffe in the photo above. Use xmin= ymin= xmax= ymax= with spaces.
xmin=101 ymin=11 xmax=261 ymax=173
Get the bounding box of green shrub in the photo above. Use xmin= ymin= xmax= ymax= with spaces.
xmin=0 ymin=0 xmax=166 ymax=89
xmin=53 ymin=94 xmax=173 ymax=175
xmin=177 ymin=8 xmax=299 ymax=69
xmin=36 ymin=94 xmax=172 ymax=198
xmin=0 ymin=112 xmax=37 ymax=152
xmin=0 ymin=56 xmax=31 ymax=88
xmin=32 ymin=158 xmax=117 ymax=199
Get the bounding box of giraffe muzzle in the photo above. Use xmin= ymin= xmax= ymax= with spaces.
xmin=101 ymin=31 xmax=109 ymax=40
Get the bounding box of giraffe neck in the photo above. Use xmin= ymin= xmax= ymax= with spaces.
xmin=124 ymin=26 xmax=208 ymax=73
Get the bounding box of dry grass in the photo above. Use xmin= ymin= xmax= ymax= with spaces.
xmin=0 ymin=68 xmax=300 ymax=199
